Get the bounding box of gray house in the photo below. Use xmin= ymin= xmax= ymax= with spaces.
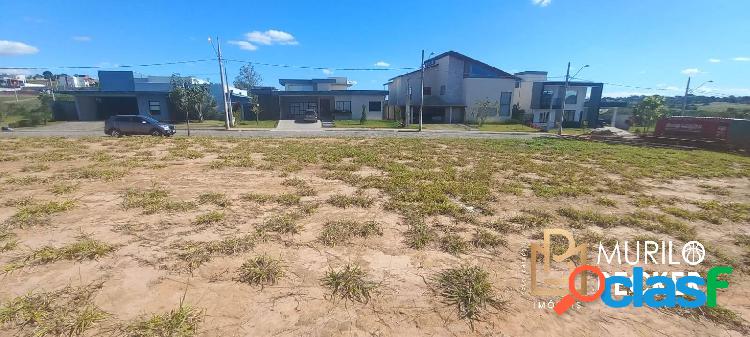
xmin=61 ymin=71 xmax=209 ymax=122
xmin=386 ymin=51 xmax=519 ymax=124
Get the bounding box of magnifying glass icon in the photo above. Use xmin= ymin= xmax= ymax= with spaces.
xmin=553 ymin=265 xmax=606 ymax=315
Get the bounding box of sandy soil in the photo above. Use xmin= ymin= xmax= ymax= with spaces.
xmin=0 ymin=137 xmax=748 ymax=336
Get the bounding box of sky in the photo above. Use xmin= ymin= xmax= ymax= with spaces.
xmin=1 ymin=0 xmax=749 ymax=97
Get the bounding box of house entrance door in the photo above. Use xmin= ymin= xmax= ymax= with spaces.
xmin=319 ymin=99 xmax=332 ymax=121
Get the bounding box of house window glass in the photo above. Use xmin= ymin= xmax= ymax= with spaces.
xmin=541 ymin=89 xmax=554 ymax=109
xmin=500 ymin=92 xmax=512 ymax=116
xmin=565 ymin=90 xmax=578 ymax=104
xmin=335 ymin=101 xmax=351 ymax=113
xmin=440 ymin=85 xmax=446 ymax=95
xmin=148 ymin=101 xmax=161 ymax=115
xmin=423 ymin=87 xmax=431 ymax=95
xmin=563 ymin=110 xmax=576 ymax=121
xmin=368 ymin=101 xmax=381 ymax=111
xmin=539 ymin=111 xmax=550 ymax=123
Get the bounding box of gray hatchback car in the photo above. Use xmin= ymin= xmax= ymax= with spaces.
xmin=105 ymin=115 xmax=175 ymax=137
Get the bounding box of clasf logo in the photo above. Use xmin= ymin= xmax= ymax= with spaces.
xmin=528 ymin=229 xmax=734 ymax=315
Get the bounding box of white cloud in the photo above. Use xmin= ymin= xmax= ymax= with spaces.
xmin=0 ymin=40 xmax=39 ymax=55
xmin=733 ymin=57 xmax=750 ymax=62
xmin=72 ymin=36 xmax=92 ymax=42
xmin=531 ymin=0 xmax=551 ymax=7
xmin=374 ymin=61 xmax=390 ymax=67
xmin=681 ymin=68 xmax=701 ymax=75
xmin=228 ymin=40 xmax=258 ymax=51
xmin=245 ymin=30 xmax=298 ymax=46
xmin=708 ymin=58 xmax=721 ymax=63
xmin=603 ymin=91 xmax=655 ymax=98
xmin=1 ymin=68 xmax=31 ymax=75
xmin=322 ymin=69 xmax=333 ymax=75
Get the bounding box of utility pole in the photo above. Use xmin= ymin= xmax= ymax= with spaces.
xmin=419 ymin=50 xmax=425 ymax=132
xmin=558 ymin=62 xmax=571 ymax=135
xmin=681 ymin=76 xmax=691 ymax=116
xmin=210 ymin=36 xmax=231 ymax=130
xmin=223 ymin=61 xmax=233 ymax=126
xmin=406 ymin=79 xmax=411 ymax=126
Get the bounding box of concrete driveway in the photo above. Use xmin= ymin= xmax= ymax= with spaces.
xmin=274 ymin=120 xmax=322 ymax=131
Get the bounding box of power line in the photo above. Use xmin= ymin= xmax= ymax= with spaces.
xmin=0 ymin=59 xmax=213 ymax=70
xmin=224 ymin=59 xmax=416 ymax=71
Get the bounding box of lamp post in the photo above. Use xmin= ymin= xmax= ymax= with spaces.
xmin=681 ymin=79 xmax=713 ymax=116
xmin=558 ymin=63 xmax=589 ymax=135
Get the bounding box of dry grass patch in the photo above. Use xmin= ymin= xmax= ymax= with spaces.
xmin=237 ymin=254 xmax=284 ymax=288
xmin=49 ymin=182 xmax=79 ymax=195
xmin=662 ymin=304 xmax=749 ymax=334
xmin=0 ymin=229 xmax=18 ymax=252
xmin=20 ymin=163 xmax=50 ymax=172
xmin=281 ymin=177 xmax=317 ymax=196
xmin=403 ymin=217 xmax=436 ymax=249
xmin=4 ymin=175 xmax=49 ymax=185
xmin=173 ymin=234 xmax=256 ymax=271
xmin=6 ymin=235 xmax=115 ymax=271
xmin=0 ymin=284 xmax=108 ymax=337
xmin=5 ymin=200 xmax=76 ymax=228
xmin=321 ymin=264 xmax=377 ymax=304
xmin=326 ymin=194 xmax=374 ymax=208
xmin=434 ymin=265 xmax=504 ymax=329
xmin=257 ymin=213 xmax=302 ymax=235
xmin=122 ymin=187 xmax=196 ymax=214
xmin=123 ymin=301 xmax=204 ymax=337
xmin=197 ymin=192 xmax=231 ymax=207
xmin=507 ymin=209 xmax=553 ymax=230
xmin=240 ymin=192 xmax=300 ymax=206
xmin=68 ymin=165 xmax=127 ymax=181
xmin=318 ymin=220 xmax=383 ymax=246
xmin=594 ymin=196 xmax=617 ymax=207
xmin=439 ymin=234 xmax=469 ymax=255
xmin=471 ymin=229 xmax=507 ymax=249
xmin=192 ymin=211 xmax=225 ymax=226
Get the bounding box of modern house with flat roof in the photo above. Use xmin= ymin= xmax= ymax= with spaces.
xmin=513 ymin=71 xmax=603 ymax=129
xmin=61 ymin=71 xmax=187 ymax=121
xmin=251 ymin=77 xmax=387 ymax=121
xmin=386 ymin=51 xmax=519 ymax=124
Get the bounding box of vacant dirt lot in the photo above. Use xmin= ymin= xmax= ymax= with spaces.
xmin=0 ymin=136 xmax=749 ymax=336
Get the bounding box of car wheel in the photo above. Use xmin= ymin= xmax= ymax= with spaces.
xmin=110 ymin=129 xmax=122 ymax=137
xmin=150 ymin=129 xmax=163 ymax=136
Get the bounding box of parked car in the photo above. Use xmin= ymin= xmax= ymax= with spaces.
xmin=105 ymin=115 xmax=175 ymax=137
xmin=301 ymin=108 xmax=318 ymax=123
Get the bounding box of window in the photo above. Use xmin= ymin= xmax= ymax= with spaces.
xmin=565 ymin=90 xmax=578 ymax=104
xmin=423 ymin=87 xmax=431 ymax=95
xmin=515 ymin=81 xmax=521 ymax=89
xmin=368 ymin=101 xmax=382 ymax=111
xmin=541 ymin=89 xmax=554 ymax=109
xmin=148 ymin=101 xmax=161 ymax=115
xmin=539 ymin=111 xmax=550 ymax=123
xmin=440 ymin=85 xmax=446 ymax=95
xmin=563 ymin=110 xmax=576 ymax=121
xmin=500 ymin=92 xmax=512 ymax=117
xmin=335 ymin=101 xmax=351 ymax=113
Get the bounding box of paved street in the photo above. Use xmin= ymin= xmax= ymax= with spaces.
xmin=0 ymin=121 xmax=545 ymax=139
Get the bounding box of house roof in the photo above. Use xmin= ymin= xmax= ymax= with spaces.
xmin=57 ymin=90 xmax=169 ymax=96
xmin=388 ymin=50 xmax=519 ymax=81
xmin=541 ymin=81 xmax=604 ymax=87
xmin=273 ymin=90 xmax=387 ymax=96
xmin=278 ymin=78 xmax=337 ymax=86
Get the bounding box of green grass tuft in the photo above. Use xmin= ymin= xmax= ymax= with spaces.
xmin=326 ymin=194 xmax=374 ymax=208
xmin=318 ymin=220 xmax=383 ymax=246
xmin=439 ymin=234 xmax=469 ymax=255
xmin=237 ymin=254 xmax=285 ymax=288
xmin=435 ymin=265 xmax=504 ymax=328
xmin=321 ymin=264 xmax=377 ymax=304
xmin=124 ymin=302 xmax=204 ymax=337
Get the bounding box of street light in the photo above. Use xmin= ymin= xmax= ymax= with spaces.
xmin=681 ymin=79 xmax=713 ymax=115
xmin=558 ymin=63 xmax=589 ymax=135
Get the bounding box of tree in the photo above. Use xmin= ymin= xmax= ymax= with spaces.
xmin=632 ymin=95 xmax=669 ymax=131
xmin=360 ymin=104 xmax=367 ymax=124
xmin=169 ymin=74 xmax=217 ymax=122
xmin=42 ymin=71 xmax=53 ymax=81
xmin=468 ymin=99 xmax=498 ymax=127
xmin=233 ymin=64 xmax=262 ymax=90
xmin=251 ymin=94 xmax=262 ymax=125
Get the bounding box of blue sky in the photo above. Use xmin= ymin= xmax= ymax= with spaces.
xmin=1 ymin=0 xmax=749 ymax=97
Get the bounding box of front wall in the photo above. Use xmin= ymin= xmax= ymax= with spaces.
xmin=463 ymin=77 xmax=516 ymax=123
xmin=334 ymin=95 xmax=385 ymax=120
xmin=136 ymin=94 xmax=171 ymax=122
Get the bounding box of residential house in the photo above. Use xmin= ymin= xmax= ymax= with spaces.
xmin=210 ymin=83 xmax=252 ymax=120
xmin=57 ymin=74 xmax=97 ymax=89
xmin=250 ymin=77 xmax=387 ymax=121
xmin=386 ymin=51 xmax=519 ymax=124
xmin=513 ymin=71 xmax=603 ymax=129
xmin=61 ymin=70 xmax=198 ymax=121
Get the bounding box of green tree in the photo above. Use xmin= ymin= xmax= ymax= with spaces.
xmin=360 ymin=104 xmax=367 ymax=124
xmin=632 ymin=95 xmax=669 ymax=132
xmin=42 ymin=71 xmax=53 ymax=81
xmin=233 ymin=64 xmax=262 ymax=90
xmin=169 ymin=74 xmax=217 ymax=122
